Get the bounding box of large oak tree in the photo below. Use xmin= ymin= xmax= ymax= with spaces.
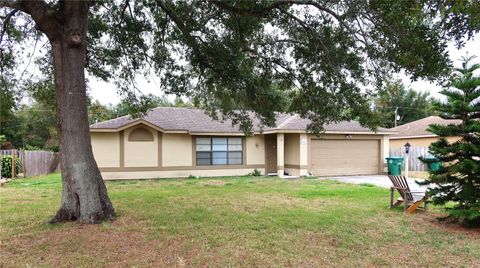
xmin=0 ymin=0 xmax=478 ymax=223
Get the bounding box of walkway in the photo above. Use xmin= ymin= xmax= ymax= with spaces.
xmin=322 ymin=175 xmax=427 ymax=191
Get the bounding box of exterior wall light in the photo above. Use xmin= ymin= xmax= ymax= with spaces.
xmin=404 ymin=142 xmax=411 ymax=154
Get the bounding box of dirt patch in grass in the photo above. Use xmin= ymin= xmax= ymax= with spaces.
xmin=229 ymin=193 xmax=305 ymax=212
xmin=415 ymin=212 xmax=480 ymax=236
xmin=1 ymin=217 xmax=204 ymax=267
xmin=201 ymin=180 xmax=226 ymax=186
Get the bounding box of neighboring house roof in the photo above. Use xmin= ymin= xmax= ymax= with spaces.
xmin=90 ymin=107 xmax=393 ymax=135
xmin=389 ymin=116 xmax=461 ymax=139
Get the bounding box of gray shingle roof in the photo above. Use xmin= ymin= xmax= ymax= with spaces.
xmin=389 ymin=116 xmax=461 ymax=138
xmin=90 ymin=107 xmax=391 ymax=134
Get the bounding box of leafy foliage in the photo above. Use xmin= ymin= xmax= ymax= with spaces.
xmin=420 ymin=56 xmax=480 ymax=226
xmin=88 ymin=100 xmax=114 ymax=125
xmin=1 ymin=0 xmax=479 ymax=134
xmin=0 ymin=75 xmax=57 ymax=150
xmin=0 ymin=84 xmax=18 ymax=127
xmin=88 ymin=95 xmax=194 ymax=124
xmin=0 ymin=91 xmax=193 ymax=149
xmin=373 ymin=80 xmax=436 ymax=128
xmin=1 ymin=155 xmax=21 ymax=178
xmin=249 ymin=168 xmax=262 ymax=176
xmin=1 ymin=102 xmax=58 ymax=151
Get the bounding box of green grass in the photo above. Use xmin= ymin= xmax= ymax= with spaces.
xmin=1 ymin=174 xmax=479 ymax=267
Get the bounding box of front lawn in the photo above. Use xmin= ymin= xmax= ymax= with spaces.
xmin=0 ymin=174 xmax=479 ymax=267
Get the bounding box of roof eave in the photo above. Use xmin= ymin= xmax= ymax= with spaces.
xmin=262 ymin=129 xmax=395 ymax=135
xmin=90 ymin=119 xmax=189 ymax=134
xmin=389 ymin=134 xmax=438 ymax=139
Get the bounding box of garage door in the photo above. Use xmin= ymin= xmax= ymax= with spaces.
xmin=310 ymin=139 xmax=380 ymax=176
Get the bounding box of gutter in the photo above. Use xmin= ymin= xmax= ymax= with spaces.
xmin=389 ymin=134 xmax=438 ymax=139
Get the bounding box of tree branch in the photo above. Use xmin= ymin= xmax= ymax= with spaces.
xmin=209 ymin=0 xmax=359 ymax=39
xmin=208 ymin=0 xmax=290 ymax=17
xmin=0 ymin=9 xmax=18 ymax=45
xmin=156 ymin=0 xmax=214 ymax=69
xmin=208 ymin=0 xmax=346 ymax=20
xmin=156 ymin=0 xmax=195 ymax=45
xmin=0 ymin=0 xmax=22 ymax=10
xmin=1 ymin=0 xmax=61 ymax=40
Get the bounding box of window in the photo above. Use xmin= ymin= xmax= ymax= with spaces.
xmin=196 ymin=137 xmax=243 ymax=165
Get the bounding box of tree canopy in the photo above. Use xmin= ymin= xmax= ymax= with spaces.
xmin=2 ymin=0 xmax=479 ymax=133
xmin=0 ymin=93 xmax=191 ymax=150
xmin=373 ymin=80 xmax=437 ymax=128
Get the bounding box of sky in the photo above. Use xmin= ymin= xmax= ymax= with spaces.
xmin=87 ymin=36 xmax=479 ymax=106
xmin=401 ymin=37 xmax=480 ymax=100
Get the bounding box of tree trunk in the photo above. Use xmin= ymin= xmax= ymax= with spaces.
xmin=48 ymin=2 xmax=115 ymax=224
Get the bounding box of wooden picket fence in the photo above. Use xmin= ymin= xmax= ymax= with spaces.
xmin=0 ymin=149 xmax=60 ymax=178
xmin=389 ymin=146 xmax=431 ymax=171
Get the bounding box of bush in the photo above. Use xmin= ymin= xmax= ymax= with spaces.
xmin=25 ymin=144 xmax=42 ymax=151
xmin=250 ymin=168 xmax=261 ymax=177
xmin=1 ymin=155 xmax=22 ymax=178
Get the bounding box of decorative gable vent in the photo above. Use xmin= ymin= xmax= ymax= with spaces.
xmin=128 ymin=127 xmax=154 ymax=141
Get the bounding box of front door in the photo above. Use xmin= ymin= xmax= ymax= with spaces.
xmin=265 ymin=135 xmax=277 ymax=174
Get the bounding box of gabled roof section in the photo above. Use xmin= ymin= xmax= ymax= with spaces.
xmin=90 ymin=107 xmax=393 ymax=135
xmin=389 ymin=116 xmax=461 ymax=138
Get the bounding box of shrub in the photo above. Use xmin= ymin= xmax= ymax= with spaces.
xmin=250 ymin=168 xmax=261 ymax=177
xmin=1 ymin=155 xmax=22 ymax=178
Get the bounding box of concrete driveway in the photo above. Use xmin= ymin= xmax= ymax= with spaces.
xmin=322 ymin=175 xmax=427 ymax=191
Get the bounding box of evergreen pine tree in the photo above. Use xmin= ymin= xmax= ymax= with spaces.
xmin=422 ymin=56 xmax=480 ymax=225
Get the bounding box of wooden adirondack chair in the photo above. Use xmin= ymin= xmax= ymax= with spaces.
xmin=388 ymin=175 xmax=428 ymax=213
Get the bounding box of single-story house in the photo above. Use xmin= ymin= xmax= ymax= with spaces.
xmin=389 ymin=116 xmax=460 ymax=149
xmin=90 ymin=107 xmax=393 ymax=179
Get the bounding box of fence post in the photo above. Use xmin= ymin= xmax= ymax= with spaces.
xmin=21 ymin=150 xmax=26 ymax=178
xmin=11 ymin=151 xmax=15 ymax=179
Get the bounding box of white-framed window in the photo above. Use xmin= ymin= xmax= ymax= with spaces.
xmin=195 ymin=137 xmax=243 ymax=165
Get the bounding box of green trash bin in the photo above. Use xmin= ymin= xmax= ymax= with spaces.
xmin=386 ymin=157 xmax=404 ymax=175
xmin=425 ymin=157 xmax=441 ymax=171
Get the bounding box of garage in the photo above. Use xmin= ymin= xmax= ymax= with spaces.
xmin=310 ymin=139 xmax=380 ymax=176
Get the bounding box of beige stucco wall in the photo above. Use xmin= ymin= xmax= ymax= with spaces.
xmin=162 ymin=133 xmax=193 ymax=167
xmin=299 ymin=133 xmax=309 ymax=176
xmin=91 ymin=132 xmax=120 ymax=167
xmin=92 ymin=128 xmax=392 ymax=178
xmin=102 ymin=168 xmax=266 ymax=180
xmin=124 ymin=126 xmax=158 ymax=167
xmin=276 ymin=133 xmax=285 ymax=177
xmin=246 ymin=135 xmax=265 ymax=165
xmin=284 ymin=134 xmax=300 ymax=165
xmin=95 ymin=130 xmax=267 ymax=179
xmin=299 ymin=134 xmax=308 ymax=166
xmin=390 ymin=136 xmax=460 ymax=148
xmin=283 ymin=133 xmax=309 ymax=176
xmin=380 ymin=136 xmax=389 ymax=172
